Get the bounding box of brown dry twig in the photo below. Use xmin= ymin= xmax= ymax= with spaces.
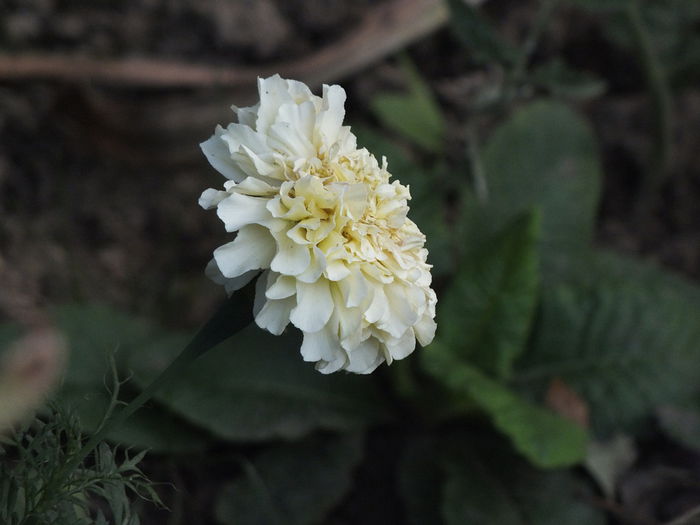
xmin=0 ymin=0 xmax=448 ymax=89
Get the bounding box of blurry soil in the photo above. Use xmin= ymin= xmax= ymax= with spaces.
xmin=0 ymin=0 xmax=699 ymax=523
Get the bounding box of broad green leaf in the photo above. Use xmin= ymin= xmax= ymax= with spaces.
xmin=441 ymin=435 xmax=604 ymax=525
xmin=370 ymin=56 xmax=445 ymax=153
xmin=422 ymin=343 xmax=588 ymax=468
xmin=52 ymin=304 xmax=211 ymax=453
xmin=398 ymin=436 xmax=445 ymax=525
xmin=215 ymin=433 xmax=363 ymax=525
xmin=447 ymin=0 xmax=517 ymax=66
xmin=563 ymin=0 xmax=629 ymax=11
xmin=130 ymin=324 xmax=392 ymax=441
xmin=438 ymin=211 xmax=540 ymax=379
xmin=530 ymin=59 xmax=607 ymax=100
xmin=480 ymin=101 xmax=602 ymax=272
xmin=515 ymin=267 xmax=700 ymax=435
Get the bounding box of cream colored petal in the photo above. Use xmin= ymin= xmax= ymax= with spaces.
xmin=255 ymin=296 xmax=295 ymax=336
xmin=217 ymin=193 xmax=272 ymax=232
xmin=325 ymin=260 xmax=351 ymax=281
xmin=337 ymin=267 xmax=369 ymax=308
xmin=345 ymin=338 xmax=383 ymax=374
xmin=413 ymin=314 xmax=437 ymax=347
xmin=300 ymin=327 xmax=347 ymax=374
xmin=270 ymin=234 xmax=311 ymax=276
xmin=199 ymin=188 xmax=229 ymax=210
xmin=364 ymin=285 xmax=389 ymax=324
xmin=296 ymin=247 xmax=327 ymax=284
xmin=213 ymin=225 xmax=275 ymax=278
xmin=290 ymin=279 xmax=333 ymax=333
xmin=200 ymin=129 xmax=247 ymax=182
xmin=265 ymin=274 xmax=297 ymax=300
xmin=385 ymin=329 xmax=417 ymax=361
xmin=317 ymin=84 xmax=346 ymax=147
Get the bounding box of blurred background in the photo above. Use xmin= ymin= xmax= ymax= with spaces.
xmin=1 ymin=0 xmax=700 ymax=524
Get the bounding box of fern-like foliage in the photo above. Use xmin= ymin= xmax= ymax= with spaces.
xmin=0 ymin=403 xmax=162 ymax=525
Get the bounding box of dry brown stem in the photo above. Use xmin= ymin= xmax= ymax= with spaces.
xmin=0 ymin=0 xmax=448 ymax=89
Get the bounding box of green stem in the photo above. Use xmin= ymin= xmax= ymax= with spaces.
xmin=626 ymin=0 xmax=673 ymax=215
xmin=511 ymin=0 xmax=559 ymax=82
xmin=466 ymin=124 xmax=488 ymax=203
xmin=53 ymin=291 xmax=254 ymax=489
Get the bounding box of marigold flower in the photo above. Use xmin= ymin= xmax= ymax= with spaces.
xmin=200 ymin=75 xmax=436 ymax=374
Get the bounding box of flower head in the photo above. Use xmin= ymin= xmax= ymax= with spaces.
xmin=200 ymin=75 xmax=436 ymax=374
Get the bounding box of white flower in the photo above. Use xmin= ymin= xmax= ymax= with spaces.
xmin=200 ymin=75 xmax=436 ymax=374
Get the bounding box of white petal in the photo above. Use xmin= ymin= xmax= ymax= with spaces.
xmin=345 ymin=338 xmax=383 ymax=374
xmin=255 ymin=296 xmax=294 ymax=335
xmin=378 ymin=284 xmax=420 ymax=338
xmin=265 ymin=274 xmax=297 ymax=300
xmin=205 ymin=259 xmax=259 ymax=294
xmin=414 ymin=314 xmax=437 ymax=347
xmin=296 ymin=246 xmax=327 ymax=284
xmin=217 ymin=193 xmax=272 ymax=232
xmin=317 ymin=84 xmax=346 ymax=146
xmin=337 ymin=267 xmax=369 ymax=308
xmin=256 ymin=75 xmax=296 ymax=133
xmin=385 ymin=330 xmax=416 ymax=361
xmin=270 ymin=234 xmax=311 ymax=276
xmin=290 ymin=280 xmax=333 ymax=333
xmin=364 ymin=286 xmax=388 ymax=324
xmin=199 ymin=188 xmax=229 ymax=210
xmin=325 ymin=260 xmax=351 ymax=281
xmin=300 ymin=327 xmax=347 ymax=374
xmin=253 ymin=270 xmax=270 ymax=317
xmin=200 ymin=129 xmax=247 ymax=182
xmin=232 ymin=103 xmax=259 ymax=128
xmin=213 ymin=224 xmax=275 ymax=278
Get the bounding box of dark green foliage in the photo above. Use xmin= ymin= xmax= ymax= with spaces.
xmin=129 ymin=324 xmax=391 ymax=441
xmin=422 ymin=341 xmax=587 ymax=468
xmin=447 ymin=0 xmax=517 ymax=66
xmin=370 ymin=56 xmax=446 ymax=153
xmin=214 ymin=434 xmax=363 ymax=525
xmin=0 ymin=405 xmax=161 ymax=525
xmin=398 ymin=431 xmax=604 ymax=525
xmin=516 ymin=261 xmax=700 ymax=435
xmin=438 ymin=211 xmax=540 ymax=379
xmin=478 ymin=101 xmax=602 ymax=266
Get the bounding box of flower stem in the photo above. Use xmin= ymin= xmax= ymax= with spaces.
xmin=626 ymin=0 xmax=673 ymax=216
xmin=56 ymin=292 xmax=253 ymax=485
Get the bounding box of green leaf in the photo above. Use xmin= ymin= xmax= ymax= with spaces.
xmin=398 ymin=436 xmax=445 ymax=525
xmin=479 ymin=101 xmax=602 ymax=272
xmin=130 ymin=324 xmax=391 ymax=441
xmin=530 ymin=59 xmax=607 ymax=100
xmin=515 ymin=264 xmax=700 ymax=435
xmin=441 ymin=434 xmax=604 ymax=525
xmin=447 ymin=0 xmax=517 ymax=66
xmin=439 ymin=211 xmax=540 ymax=379
xmin=562 ymin=0 xmax=629 ymax=11
xmin=52 ymin=304 xmax=211 ymax=453
xmin=370 ymin=56 xmax=445 ymax=153
xmin=215 ymin=433 xmax=363 ymax=525
xmin=422 ymin=343 xmax=588 ymax=468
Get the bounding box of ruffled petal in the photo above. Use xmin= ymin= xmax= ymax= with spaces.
xmin=290 ymin=279 xmax=333 ymax=333
xmin=217 ymin=193 xmax=272 ymax=232
xmin=213 ymin=225 xmax=275 ymax=278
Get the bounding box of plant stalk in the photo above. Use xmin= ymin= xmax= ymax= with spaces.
xmin=626 ymin=0 xmax=673 ymax=216
xmin=52 ymin=291 xmax=253 ymax=490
